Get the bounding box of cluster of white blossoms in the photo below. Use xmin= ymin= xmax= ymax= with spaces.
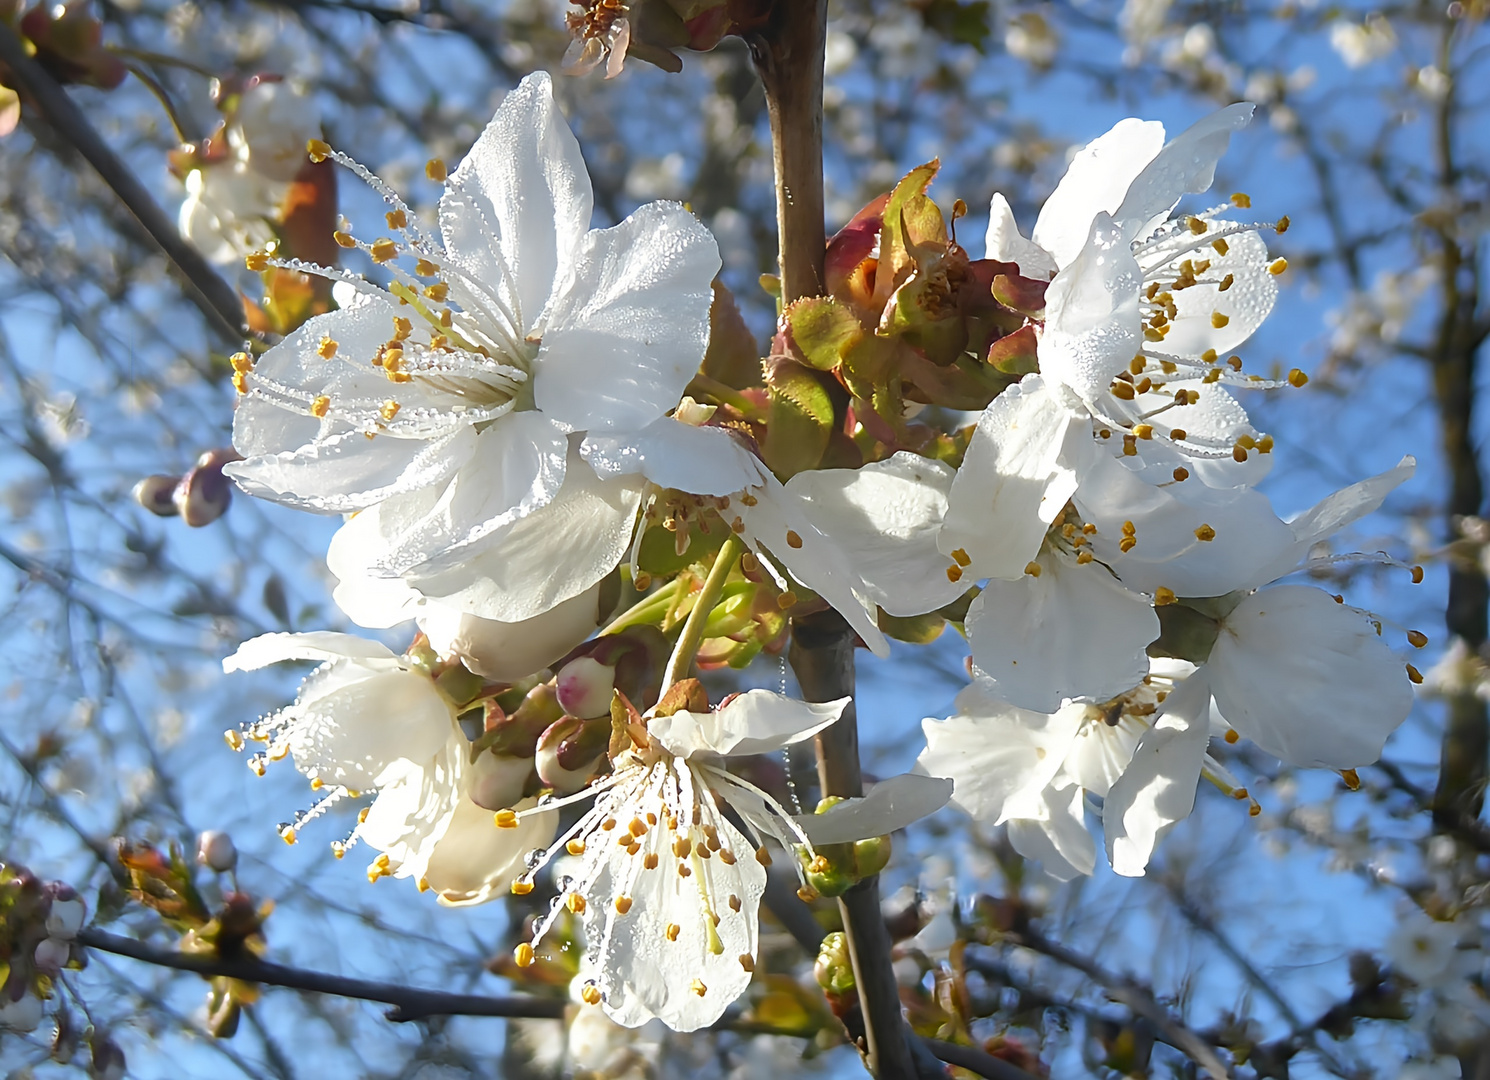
xmin=219 ymin=74 xmax=1417 ymax=1031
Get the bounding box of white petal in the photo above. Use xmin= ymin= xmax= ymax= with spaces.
xmin=1102 ymin=672 xmax=1212 ymax=877
xmin=1073 ymin=450 xmax=1296 ymax=598
xmin=419 ymin=584 xmax=603 ymax=681
xmin=650 ymin=690 xmax=847 ymax=760
xmin=327 ymin=515 xmax=427 ymax=629
xmin=288 ymin=669 xmax=456 ymax=790
xmin=1062 ymin=714 xmax=1145 ymax=798
xmin=1283 ymin=456 xmax=1416 ymax=551
xmin=939 ymin=377 xmax=1086 ymax=582
xmin=406 ymin=453 xmax=643 ymax=624
xmin=582 ymin=418 xmax=768 ymax=497
xmin=372 ymin=411 xmax=572 ymax=578
xmin=1007 ymin=782 xmax=1096 ymax=880
xmin=786 ymin=452 xmax=963 ymax=617
xmin=440 ymin=71 xmax=592 ymax=332
xmin=794 ymin=773 xmax=952 ymax=845
xmin=967 ymin=555 xmax=1159 ymax=713
xmin=357 ymin=735 xmax=464 ymax=875
xmin=985 ymin=192 xmax=1058 ymax=278
xmin=1039 ymin=214 xmax=1143 ymax=402
xmin=534 ymin=201 xmax=719 ymax=435
xmin=426 ymin=796 xmax=558 ymax=907
xmin=222 ymin=631 xmax=398 ymax=672
xmin=917 ymin=684 xmax=1084 ymax=824
xmin=1113 ymin=103 xmax=1255 ymax=243
xmin=737 ymin=476 xmax=889 ymax=658
xmin=1032 ymin=118 xmax=1167 ymax=270
xmin=1150 ymin=229 xmax=1276 ymax=356
xmin=1209 ymin=585 xmax=1413 ymax=768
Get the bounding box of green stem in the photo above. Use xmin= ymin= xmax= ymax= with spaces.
xmin=661 ymin=534 xmax=744 ymax=689
xmin=600 ymin=576 xmax=683 ymax=636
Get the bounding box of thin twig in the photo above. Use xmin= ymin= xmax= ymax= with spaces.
xmin=77 ymin=927 xmax=567 ymax=1021
xmin=0 ymin=22 xmax=246 ymax=343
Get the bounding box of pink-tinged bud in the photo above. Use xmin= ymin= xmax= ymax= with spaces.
xmin=536 ymin=715 xmax=608 ymax=795
xmin=34 ymin=936 xmax=70 ymax=973
xmin=555 ymin=656 xmax=616 ymax=720
xmin=173 ymin=456 xmax=234 ymax=527
xmin=197 ymin=830 xmax=238 ymax=872
xmin=45 ymin=894 xmax=85 ymax=939
xmin=132 ymin=474 xmax=180 ymax=517
xmin=467 ymin=753 xmax=534 ymax=812
xmin=0 ymin=993 xmax=42 ymax=1033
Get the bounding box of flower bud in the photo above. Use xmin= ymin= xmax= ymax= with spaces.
xmin=467 ymin=752 xmax=533 ymax=812
xmin=814 ymin=931 xmax=855 ymax=995
xmin=173 ymin=458 xmax=233 ymax=527
xmin=132 ymin=474 xmax=180 ymax=517
xmin=0 ymin=993 xmax=42 ymax=1033
xmin=197 ymin=830 xmax=238 ymax=872
xmin=44 ymin=892 xmax=85 ymax=939
xmin=536 ymin=715 xmax=608 ymax=794
xmin=555 ymin=656 xmax=616 ymax=720
xmin=34 ymin=936 xmax=70 ymax=973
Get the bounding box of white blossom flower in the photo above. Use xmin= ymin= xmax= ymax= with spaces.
xmin=1388 ymin=915 xmax=1467 ymax=988
xmin=1329 ymin=16 xmax=1397 ymax=69
xmin=498 ymin=690 xmax=845 ymax=1032
xmin=918 ymin=660 xmax=1210 ymax=880
xmin=227 ymin=72 xmax=720 ymax=630
xmin=223 ymin=632 xmax=556 ymax=905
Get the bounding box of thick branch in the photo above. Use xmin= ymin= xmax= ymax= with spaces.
xmin=78 ymin=927 xmax=566 ymax=1022
xmin=0 ymin=23 xmax=246 ymax=344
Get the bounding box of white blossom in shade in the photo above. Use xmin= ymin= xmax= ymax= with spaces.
xmin=1388 ymin=914 xmax=1466 ymax=987
xmin=1329 ymin=15 xmax=1397 ymax=69
xmin=417 ymin=582 xmax=605 ymax=682
xmin=222 ymin=631 xmax=556 ymax=905
xmin=503 ymin=691 xmax=864 ymax=1031
xmin=226 ymin=72 xmax=719 ymax=627
xmin=0 ymin=993 xmax=42 ymax=1033
xmin=918 ymin=661 xmax=1206 ymax=880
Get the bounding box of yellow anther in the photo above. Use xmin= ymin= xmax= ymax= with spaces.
xmin=310 ymin=777 xmax=324 ymax=791
xmin=1218 ymin=273 xmax=1235 ymax=292
xmin=1129 ymin=356 xmax=1147 ymax=375
xmin=514 ymin=942 xmax=535 ymax=967
xmin=1186 ymin=215 xmax=1207 ymax=235
xmin=416 ymin=876 xmax=430 ymax=893
xmin=690 ymin=979 xmax=707 ymax=997
xmin=1200 ymin=349 xmax=1218 ymax=364
xmin=510 ymin=878 xmax=534 ymax=895
xmin=1408 ymin=630 xmax=1429 ymax=649
xmin=1407 ymin=663 xmax=1424 ymax=685
xmin=377 ymin=400 xmax=401 ymax=423
xmin=776 ymin=590 xmax=798 ymax=610
xmin=1269 ymin=257 xmax=1288 ymax=275
xmin=739 ymin=954 xmax=755 ymax=973
xmin=385 ymin=209 xmax=408 ymax=230
xmin=1135 ymin=377 xmax=1153 ymax=394
xmin=245 ymin=251 xmax=270 ymax=272
xmin=1212 ymin=237 xmax=1229 ymax=256
xmin=677 ymin=863 xmax=691 ymax=877
xmin=951 ymin=547 xmax=971 ymax=567
xmin=566 ymin=839 xmax=586 ymax=856
xmin=280 ymin=826 xmax=297 ymax=846
xmin=719 ymin=848 xmax=737 ymax=865
xmin=383 ymin=348 xmax=404 ymax=372
xmin=644 ymin=853 xmax=659 ymax=870
xmin=581 ymin=984 xmax=602 ymax=1006
xmin=439 ymin=309 xmax=453 ymax=327
xmin=494 ymin=809 xmax=519 ymax=828
xmin=1276 ymin=215 xmax=1291 ymax=234
xmin=415 ymin=258 xmax=440 ymax=278
xmin=229 ymin=351 xmax=254 ymax=374
xmin=1211 ymin=311 xmax=1230 ymax=329
xmin=1228 ymin=355 xmax=1243 ymax=370
xmin=1230 ymin=192 xmax=1252 ymax=209
xmin=309 ymin=395 xmax=331 ymax=418
xmin=424 ymin=282 xmax=449 ymax=302
xmin=387 ymin=370 xmax=412 ymax=384
xmin=1233 ymin=445 xmax=1249 ymax=463
xmin=728 ymin=894 xmax=742 ymax=913
xmin=629 ymin=817 xmax=648 ymax=837
xmin=1340 ymin=768 xmax=1360 ymax=790
xmin=426 ymin=158 xmax=447 ymax=182
xmin=755 ymin=846 xmax=772 ymax=866
xmin=358 ymin=807 xmax=370 ymax=824
xmin=1154 ymin=587 xmax=1177 ymax=606
xmin=567 ymin=894 xmax=587 ymax=914
xmin=946 ymin=565 xmax=963 ymax=583
xmin=370 ymin=238 xmax=398 ymax=263
xmin=1193 ymin=524 xmax=1217 ymax=543
xmin=224 ymin=729 xmax=245 ymax=751
xmin=248 ymin=756 xmax=267 ymax=776
xmin=1122 ymin=435 xmax=1139 ymax=457
xmin=666 ymin=923 xmax=681 ymax=942
xmin=1236 ymin=434 xmax=1257 ymax=450
xmin=1143 ymin=327 xmax=1167 ymax=342
xmin=1411 ymin=565 xmax=1424 ymax=584
xmin=615 ymin=896 xmax=633 ymax=915
xmin=1134 ymin=424 xmax=1154 ymax=440
xmin=429 ymin=333 xmax=448 ymax=351
xmin=1076 ymin=549 xmax=1095 ymax=564
xmin=331 ymin=841 xmax=346 ymax=859
xmin=316 ymin=336 xmax=338 ymax=360
xmin=796 ymin=886 xmax=819 ymax=902
xmin=392 ymin=316 xmax=413 ymax=340
xmin=1024 ymin=561 xmax=1042 ymax=578
xmin=1119 ymin=537 xmax=1137 ymax=553
xmin=1111 ymin=380 xmax=1137 ymax=400
xmin=1146 ymin=281 xmax=1161 ymax=300
xmin=673 ymin=837 xmax=692 ymax=858
xmin=334 ymin=230 xmax=357 ymax=249
xmin=1287 ymin=368 xmax=1309 ymax=387
xmin=785 ymin=529 xmax=803 ymax=549
xmin=306 ymin=138 xmax=331 ymax=163
xmin=601 ymin=818 xmax=617 ymax=831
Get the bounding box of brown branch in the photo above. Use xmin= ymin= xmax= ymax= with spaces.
xmin=0 ymin=22 xmax=247 ymax=344
xmin=77 ymin=927 xmax=566 ymax=1022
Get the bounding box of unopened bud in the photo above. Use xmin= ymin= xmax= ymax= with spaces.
xmin=467 ymin=752 xmax=534 ymax=812
xmin=45 ymin=892 xmax=85 ymax=939
xmin=555 ymin=656 xmax=616 ymax=720
xmin=197 ymin=829 xmax=238 ymax=872
xmin=536 ymin=715 xmax=608 ymax=795
xmin=34 ymin=936 xmax=70 ymax=973
xmin=173 ymin=457 xmax=234 ymax=527
xmin=132 ymin=474 xmax=180 ymax=517
xmin=814 ymin=931 xmax=855 ymax=995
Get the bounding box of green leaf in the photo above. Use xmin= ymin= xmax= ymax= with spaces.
xmin=986 ymin=323 xmax=1039 ymax=375
xmin=786 ymin=296 xmax=864 ymax=371
xmin=873 ymin=161 xmax=942 ymax=310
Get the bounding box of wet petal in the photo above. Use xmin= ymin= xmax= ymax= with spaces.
xmin=1114 ymin=103 xmax=1254 ymax=243
xmin=651 ymin=690 xmax=847 ymax=760
xmin=1007 ymin=782 xmax=1096 ymax=880
xmin=795 ymin=773 xmax=953 ymax=845
xmin=985 ymin=192 xmax=1058 ymax=278
xmin=1039 ymin=214 xmax=1143 ymax=402
xmin=223 ymin=631 xmax=399 ymax=672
